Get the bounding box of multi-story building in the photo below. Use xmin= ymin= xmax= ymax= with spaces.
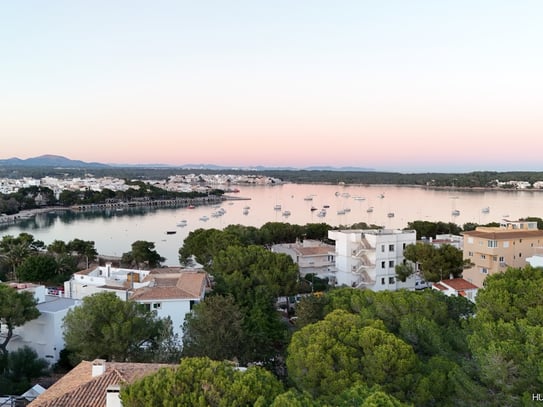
xmin=462 ymin=219 xmax=543 ymax=287
xmin=271 ymin=239 xmax=335 ymax=280
xmin=328 ymin=228 xmax=417 ymax=291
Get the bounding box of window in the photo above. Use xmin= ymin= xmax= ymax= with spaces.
xmin=481 ymin=254 xmax=486 ymax=259
xmin=389 ymin=260 xmax=394 ymax=268
xmin=468 ymin=251 xmax=473 ymax=257
xmin=381 ymin=245 xmax=385 ymax=252
xmin=499 ymin=256 xmax=505 ymax=264
xmin=153 ymin=303 xmax=161 ymax=310
xmin=468 ymin=237 xmax=474 ymax=244
xmin=381 ymin=261 xmax=386 ymax=269
xmin=503 ymin=241 xmax=509 ymax=248
xmin=381 ymin=277 xmax=385 ymax=285
xmin=519 ymin=239 xmax=523 ymax=243
xmin=389 ymin=244 xmax=395 ymax=252
xmin=389 ymin=277 xmax=395 ymax=284
xmin=519 ymin=253 xmax=522 ymax=258
xmin=481 ymin=268 xmax=488 ymax=274
xmin=403 ymin=243 xmax=407 ymax=249
xmin=190 ymin=300 xmax=196 ymax=310
xmin=487 ymin=240 xmax=498 ymax=248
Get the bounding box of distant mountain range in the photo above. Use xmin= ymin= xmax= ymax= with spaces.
xmin=0 ymin=155 xmax=375 ymax=172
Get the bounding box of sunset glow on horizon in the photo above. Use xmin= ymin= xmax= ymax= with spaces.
xmin=2 ymin=1 xmax=542 ymax=172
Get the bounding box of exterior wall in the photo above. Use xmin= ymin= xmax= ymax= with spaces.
xmin=137 ymin=299 xmax=194 ymax=339
xmin=328 ymin=229 xmax=417 ymax=291
xmin=7 ymin=299 xmax=76 ymax=364
xmin=463 ymin=225 xmax=543 ymax=287
xmin=271 ymin=241 xmax=335 ymax=278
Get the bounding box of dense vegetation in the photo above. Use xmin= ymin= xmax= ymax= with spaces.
xmin=121 ymin=266 xmax=543 ymax=406
xmin=0 ymin=184 xmax=223 ymax=215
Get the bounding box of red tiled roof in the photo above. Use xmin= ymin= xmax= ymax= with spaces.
xmin=432 ymin=283 xmax=447 ymax=291
xmin=295 ymin=246 xmax=333 ymax=256
xmin=130 ymin=272 xmax=207 ymax=301
xmin=29 ymin=360 xmax=171 ymax=407
xmin=441 ymin=278 xmax=478 ymax=291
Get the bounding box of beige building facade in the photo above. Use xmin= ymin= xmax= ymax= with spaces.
xmin=462 ymin=220 xmax=543 ymax=287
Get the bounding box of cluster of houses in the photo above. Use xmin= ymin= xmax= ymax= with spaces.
xmin=3 ymin=218 xmax=543 ymax=405
xmin=0 ymin=173 xmax=283 ymax=198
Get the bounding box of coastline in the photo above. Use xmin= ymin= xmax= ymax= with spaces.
xmin=0 ymin=206 xmax=70 ymax=225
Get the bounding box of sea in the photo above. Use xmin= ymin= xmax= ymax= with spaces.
xmin=1 ymin=183 xmax=542 ymax=266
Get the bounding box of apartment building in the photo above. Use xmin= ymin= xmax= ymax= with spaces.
xmin=462 ymin=219 xmax=543 ymax=287
xmin=328 ymin=228 xmax=417 ymax=291
xmin=271 ymin=239 xmax=335 ymax=279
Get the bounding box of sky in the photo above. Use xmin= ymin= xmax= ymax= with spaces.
xmin=1 ymin=1 xmax=542 ymax=173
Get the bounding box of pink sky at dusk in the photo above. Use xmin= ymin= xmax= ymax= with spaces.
xmin=2 ymin=1 xmax=543 ymax=172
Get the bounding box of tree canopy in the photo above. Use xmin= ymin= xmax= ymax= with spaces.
xmin=0 ymin=284 xmax=40 ymax=357
xmin=121 ymin=357 xmax=284 ymax=407
xmin=62 ymin=292 xmax=166 ymax=364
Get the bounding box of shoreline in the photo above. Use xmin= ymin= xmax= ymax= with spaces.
xmin=0 ymin=206 xmax=71 ymax=224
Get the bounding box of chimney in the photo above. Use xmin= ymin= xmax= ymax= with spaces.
xmin=92 ymin=359 xmax=106 ymax=377
xmin=106 ymin=385 xmax=122 ymax=407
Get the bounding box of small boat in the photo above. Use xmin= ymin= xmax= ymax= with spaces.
xmin=387 ymin=212 xmax=395 ymax=218
xmin=452 ymin=210 xmax=460 ymax=217
xmin=335 ymin=192 xmax=340 ymax=196
xmin=188 ymin=205 xmax=196 ymax=209
xmin=310 ymin=206 xmax=318 ymax=211
xmin=274 ymin=204 xmax=282 ymax=210
xmin=199 ymin=216 xmax=209 ymax=221
xmin=177 ymin=220 xmax=187 ymax=227
xmin=243 ymin=206 xmax=250 ymax=210
xmin=367 ymin=207 xmax=374 ymax=213
xmin=353 ymin=196 xmax=365 ymax=201
xmin=304 ymin=196 xmax=313 ymax=201
xmin=378 ymin=193 xmax=385 ymax=199
xmin=337 ymin=209 xmax=346 ymax=215
xmin=243 ymin=208 xmax=249 ymax=215
xmin=323 ymin=204 xmax=330 ymax=208
xmin=481 ymin=207 xmax=490 ymax=213
xmin=343 ymin=208 xmax=351 ymax=213
xmin=341 ymin=192 xmax=350 ymax=198
xmin=282 ymin=210 xmax=291 ymax=217
xmin=166 ymin=230 xmax=176 ymax=235
xmin=317 ymin=209 xmax=327 ymax=217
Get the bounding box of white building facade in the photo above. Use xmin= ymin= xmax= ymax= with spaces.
xmin=328 ymin=229 xmax=417 ymax=291
xmin=64 ymin=264 xmax=208 ymax=339
xmin=3 ymin=283 xmax=78 ymax=364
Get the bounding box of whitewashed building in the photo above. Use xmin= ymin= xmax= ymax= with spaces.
xmin=64 ymin=264 xmax=209 ymax=339
xmin=3 ymin=283 xmax=78 ymax=364
xmin=328 ymin=229 xmax=417 ymax=291
xmin=432 ymin=278 xmax=479 ymax=303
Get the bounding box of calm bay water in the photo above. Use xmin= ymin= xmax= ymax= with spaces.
xmin=2 ymin=184 xmax=542 ymax=266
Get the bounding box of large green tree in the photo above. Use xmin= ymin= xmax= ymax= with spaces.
xmin=287 ymin=309 xmax=418 ymax=400
xmin=121 ymin=357 xmax=284 ymax=407
xmin=0 ymin=284 xmax=40 ymax=357
xmin=179 ymin=228 xmax=242 ymax=267
xmin=182 ymin=295 xmax=246 ymax=362
xmin=468 ymin=266 xmax=543 ymax=405
xmin=0 ymin=233 xmax=45 ymax=281
xmin=122 ymin=240 xmax=164 ymax=269
xmin=398 ymin=242 xmax=469 ymax=282
xmin=63 ymin=292 xmax=165 ymax=363
xmin=17 ymin=254 xmax=59 ymax=283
